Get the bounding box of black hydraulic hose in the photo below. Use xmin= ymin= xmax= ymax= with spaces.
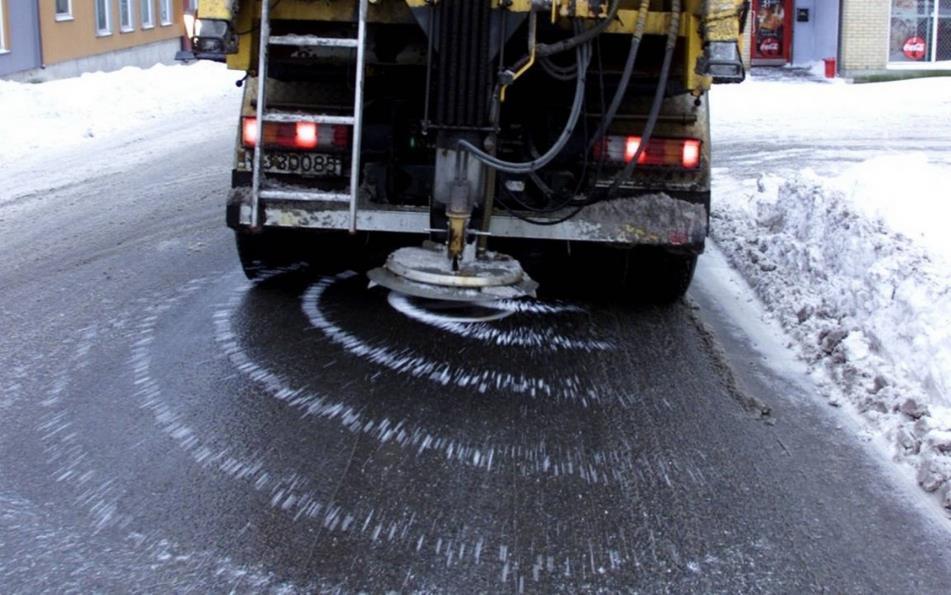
xmin=473 ymin=0 xmax=682 ymax=223
xmin=457 ymin=37 xmax=590 ymax=174
xmin=497 ymin=187 xmax=587 ymax=225
xmin=532 ymin=0 xmax=620 ymax=60
xmin=587 ymin=0 xmax=650 ymax=150
xmin=539 ymin=55 xmax=577 ymax=81
xmin=605 ymin=0 xmax=680 ymax=196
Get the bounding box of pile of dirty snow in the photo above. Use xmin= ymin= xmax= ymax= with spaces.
xmin=712 ymin=163 xmax=951 ymax=508
xmin=710 ymin=73 xmax=951 ymax=509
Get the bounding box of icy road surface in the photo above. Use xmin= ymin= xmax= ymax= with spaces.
xmin=1 ymin=69 xmax=950 ymax=591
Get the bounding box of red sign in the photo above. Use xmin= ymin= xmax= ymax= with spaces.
xmin=903 ymin=36 xmax=927 ymax=60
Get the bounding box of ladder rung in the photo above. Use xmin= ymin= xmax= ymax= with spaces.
xmin=260 ymin=189 xmax=351 ymax=203
xmin=263 ymin=111 xmax=355 ymax=126
xmin=269 ymin=35 xmax=359 ymax=48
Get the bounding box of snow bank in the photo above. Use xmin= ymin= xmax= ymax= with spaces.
xmin=0 ymin=62 xmax=239 ymax=167
xmin=713 ymin=164 xmax=951 ymax=509
xmin=711 ymin=75 xmax=951 ymax=509
xmin=833 ymin=154 xmax=951 ymax=259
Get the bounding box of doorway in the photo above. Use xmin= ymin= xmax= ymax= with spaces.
xmin=751 ymin=0 xmax=794 ymax=65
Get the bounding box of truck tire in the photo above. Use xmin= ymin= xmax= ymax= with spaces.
xmin=625 ymin=248 xmax=698 ymax=305
xmin=235 ymin=230 xmax=299 ymax=281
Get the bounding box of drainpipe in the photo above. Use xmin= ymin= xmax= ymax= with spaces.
xmin=34 ymin=0 xmax=45 ymax=68
xmin=836 ymin=0 xmax=844 ymax=76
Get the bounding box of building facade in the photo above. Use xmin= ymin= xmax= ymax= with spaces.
xmin=749 ymin=0 xmax=841 ymax=67
xmin=2 ymin=1 xmax=186 ymax=80
xmin=0 ymin=0 xmax=43 ymax=77
xmin=843 ymin=0 xmax=951 ymax=74
xmin=747 ymin=1 xmax=951 ymax=76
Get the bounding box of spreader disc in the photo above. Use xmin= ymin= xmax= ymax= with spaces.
xmin=367 ymin=244 xmax=537 ymax=302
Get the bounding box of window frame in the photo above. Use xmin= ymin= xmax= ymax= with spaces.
xmin=119 ymin=0 xmax=135 ymax=33
xmin=159 ymin=0 xmax=173 ymax=26
xmin=55 ymin=0 xmax=74 ymax=22
xmin=94 ymin=0 xmax=112 ymax=37
xmin=887 ymin=0 xmax=951 ymax=67
xmin=141 ymin=0 xmax=155 ymax=30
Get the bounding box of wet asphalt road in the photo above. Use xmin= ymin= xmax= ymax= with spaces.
xmin=1 ymin=128 xmax=951 ymax=593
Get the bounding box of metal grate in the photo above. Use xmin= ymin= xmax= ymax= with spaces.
xmin=432 ymin=0 xmax=495 ymax=129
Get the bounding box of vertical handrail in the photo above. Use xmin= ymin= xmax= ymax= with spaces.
xmin=348 ymin=0 xmax=369 ymax=233
xmin=250 ymin=0 xmax=271 ymax=230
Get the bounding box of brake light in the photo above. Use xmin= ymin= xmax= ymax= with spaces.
xmin=241 ymin=117 xmax=349 ymax=151
xmin=594 ymin=136 xmax=703 ymax=169
xmin=242 ymin=118 xmax=258 ymax=147
xmin=295 ymin=122 xmax=318 ymax=149
xmin=682 ymin=139 xmax=701 ymax=169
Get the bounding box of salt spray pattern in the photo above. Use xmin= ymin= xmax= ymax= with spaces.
xmin=386 ymin=291 xmax=615 ymax=352
xmin=28 ymin=290 xmax=289 ymax=590
xmin=303 ymin=276 xmax=604 ymax=405
xmin=24 ymin=269 xmax=721 ymax=589
xmin=215 ymin=283 xmax=659 ymax=485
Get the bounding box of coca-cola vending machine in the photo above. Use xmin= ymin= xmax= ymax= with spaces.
xmin=751 ymin=0 xmax=793 ymax=65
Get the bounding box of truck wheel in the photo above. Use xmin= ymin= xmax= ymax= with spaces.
xmin=625 ymin=248 xmax=698 ymax=305
xmin=234 ymin=230 xmax=298 ymax=280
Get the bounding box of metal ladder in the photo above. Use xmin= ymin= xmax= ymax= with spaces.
xmin=250 ymin=0 xmax=369 ymax=233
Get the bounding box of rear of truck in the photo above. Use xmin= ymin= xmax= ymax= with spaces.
xmin=191 ymin=0 xmax=748 ymax=302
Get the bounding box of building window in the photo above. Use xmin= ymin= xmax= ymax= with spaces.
xmin=160 ymin=0 xmax=173 ymax=26
xmin=55 ymin=0 xmax=73 ymax=21
xmin=890 ymin=0 xmax=951 ymax=64
xmin=95 ymin=0 xmax=112 ymax=36
xmin=120 ymin=0 xmax=135 ymax=32
xmin=141 ymin=0 xmax=155 ymax=29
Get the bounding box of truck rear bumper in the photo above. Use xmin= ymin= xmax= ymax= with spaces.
xmin=227 ymin=188 xmax=708 ymax=250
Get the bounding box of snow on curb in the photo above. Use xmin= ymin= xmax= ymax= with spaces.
xmin=712 ymin=166 xmax=951 ymax=509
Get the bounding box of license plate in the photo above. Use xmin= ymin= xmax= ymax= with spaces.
xmin=256 ymin=152 xmax=344 ymax=177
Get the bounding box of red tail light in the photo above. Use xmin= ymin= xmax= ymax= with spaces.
xmin=242 ymin=118 xmax=258 ymax=148
xmin=241 ymin=117 xmax=350 ymax=151
xmin=594 ymin=136 xmax=703 ymax=170
xmin=295 ymin=122 xmax=318 ymax=149
xmin=682 ymin=139 xmax=701 ymax=169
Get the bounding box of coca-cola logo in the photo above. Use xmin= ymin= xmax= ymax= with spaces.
xmin=903 ymin=36 xmax=926 ymax=60
xmin=759 ymin=38 xmax=781 ymax=56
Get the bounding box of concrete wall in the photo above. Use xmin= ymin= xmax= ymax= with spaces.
xmin=0 ymin=0 xmax=43 ymax=77
xmin=4 ymin=37 xmax=181 ymax=83
xmin=38 ymin=0 xmax=184 ymax=66
xmin=792 ymin=0 xmax=841 ymax=65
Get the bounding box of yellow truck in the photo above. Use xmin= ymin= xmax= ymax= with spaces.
xmin=189 ymin=0 xmax=748 ymax=302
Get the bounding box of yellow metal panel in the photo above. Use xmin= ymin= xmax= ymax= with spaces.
xmin=603 ymin=11 xmax=688 ymax=35
xmin=683 ymin=13 xmax=712 ymax=93
xmin=218 ymin=0 xmax=728 ymax=93
xmin=222 ymin=0 xmax=415 ymax=71
xmin=226 ymin=3 xmax=255 ymax=72
xmin=702 ymin=0 xmax=745 ymax=43
xmin=198 ymin=0 xmax=235 ymax=20
xmin=272 ymin=0 xmax=414 ymax=22
xmin=405 ymin=0 xmax=703 ymax=19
